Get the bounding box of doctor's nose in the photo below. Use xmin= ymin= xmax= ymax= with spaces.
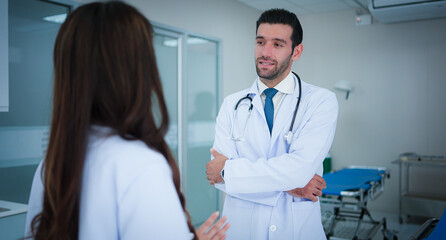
xmin=260 ymin=43 xmax=273 ymax=58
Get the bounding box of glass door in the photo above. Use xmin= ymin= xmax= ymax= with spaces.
xmin=0 ymin=1 xmax=71 ymax=239
xmin=153 ymin=30 xmax=181 ymax=163
xmin=0 ymin=0 xmax=70 ymax=200
xmin=153 ymin=27 xmax=221 ymax=227
xmin=185 ymin=36 xmax=220 ymax=226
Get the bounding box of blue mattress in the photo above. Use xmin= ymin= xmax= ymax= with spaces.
xmin=425 ymin=209 xmax=446 ymax=240
xmin=322 ymin=168 xmax=385 ymax=196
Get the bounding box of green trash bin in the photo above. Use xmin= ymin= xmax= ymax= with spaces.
xmin=323 ymin=153 xmax=332 ymax=175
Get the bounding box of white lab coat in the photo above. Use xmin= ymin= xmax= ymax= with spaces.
xmin=25 ymin=126 xmax=191 ymax=240
xmin=213 ymin=75 xmax=338 ymax=239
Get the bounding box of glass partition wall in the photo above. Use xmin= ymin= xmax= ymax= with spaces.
xmin=0 ymin=1 xmax=221 ymax=236
xmin=185 ymin=36 xmax=220 ymax=226
xmin=153 ymin=27 xmax=221 ymax=227
xmin=0 ymin=1 xmax=71 ymax=239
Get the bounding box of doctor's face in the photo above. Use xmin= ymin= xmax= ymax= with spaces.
xmin=255 ymin=23 xmax=302 ymax=85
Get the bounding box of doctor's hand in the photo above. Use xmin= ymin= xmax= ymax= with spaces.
xmin=286 ymin=174 xmax=326 ymax=202
xmin=206 ymin=148 xmax=228 ymax=185
xmin=196 ymin=211 xmax=230 ymax=240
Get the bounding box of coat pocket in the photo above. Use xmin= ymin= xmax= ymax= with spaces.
xmin=223 ymin=196 xmax=254 ymax=239
xmin=291 ymin=200 xmax=326 ymax=239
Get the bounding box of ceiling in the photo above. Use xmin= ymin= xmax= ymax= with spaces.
xmin=235 ymin=0 xmax=369 ymax=15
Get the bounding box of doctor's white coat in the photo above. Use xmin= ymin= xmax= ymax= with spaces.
xmin=213 ymin=76 xmax=338 ymax=239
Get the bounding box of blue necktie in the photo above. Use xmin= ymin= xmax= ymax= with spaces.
xmin=264 ymin=88 xmax=278 ymax=134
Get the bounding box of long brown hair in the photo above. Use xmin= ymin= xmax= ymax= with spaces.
xmin=31 ymin=2 xmax=195 ymax=239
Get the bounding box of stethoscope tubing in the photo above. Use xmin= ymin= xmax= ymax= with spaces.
xmin=230 ymin=72 xmax=302 ymax=145
xmin=288 ymin=72 xmax=302 ymax=133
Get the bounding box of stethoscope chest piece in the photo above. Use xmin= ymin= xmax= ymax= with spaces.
xmin=284 ymin=131 xmax=293 ymax=145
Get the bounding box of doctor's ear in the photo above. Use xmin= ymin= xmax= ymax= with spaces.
xmin=292 ymin=44 xmax=303 ymax=61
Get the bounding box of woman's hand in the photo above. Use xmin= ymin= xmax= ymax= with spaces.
xmin=196 ymin=211 xmax=230 ymax=240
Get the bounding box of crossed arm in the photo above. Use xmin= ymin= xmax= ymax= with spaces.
xmin=206 ymin=91 xmax=337 ymax=202
xmin=206 ymin=148 xmax=327 ymax=202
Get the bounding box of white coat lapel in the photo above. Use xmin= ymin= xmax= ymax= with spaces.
xmin=270 ymin=77 xmax=301 ymax=149
xmin=248 ymin=79 xmax=266 ymax=125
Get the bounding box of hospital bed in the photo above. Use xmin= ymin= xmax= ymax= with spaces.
xmin=410 ymin=209 xmax=446 ymax=240
xmin=320 ymin=166 xmax=397 ymax=240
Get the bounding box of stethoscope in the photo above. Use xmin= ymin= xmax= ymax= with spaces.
xmin=229 ymin=72 xmax=302 ymax=145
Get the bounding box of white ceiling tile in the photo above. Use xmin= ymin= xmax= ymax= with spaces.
xmin=235 ymin=0 xmax=357 ymax=15
xmin=341 ymin=0 xmax=368 ymax=10
xmin=342 ymin=0 xmax=360 ymax=8
xmin=299 ymin=1 xmax=352 ymax=13
xmin=241 ymin=0 xmax=312 ymax=14
xmin=242 ymin=0 xmax=293 ymax=11
xmin=236 ymin=0 xmax=261 ymax=3
xmin=287 ymin=0 xmax=334 ymax=4
xmin=289 ymin=7 xmax=312 ymax=15
xmin=287 ymin=0 xmax=339 ymax=7
xmin=245 ymin=0 xmax=295 ymax=8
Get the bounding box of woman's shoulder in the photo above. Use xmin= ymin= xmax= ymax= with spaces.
xmin=85 ymin=126 xmax=172 ymax=186
xmin=88 ymin=126 xmax=167 ymax=166
xmin=101 ymin=135 xmax=164 ymax=162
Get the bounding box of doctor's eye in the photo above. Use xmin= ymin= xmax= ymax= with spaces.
xmin=256 ymin=40 xmax=264 ymax=45
xmin=274 ymin=43 xmax=283 ymax=48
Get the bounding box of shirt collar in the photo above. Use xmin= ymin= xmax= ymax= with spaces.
xmin=257 ymin=71 xmax=295 ymax=95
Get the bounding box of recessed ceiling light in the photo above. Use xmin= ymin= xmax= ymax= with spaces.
xmin=43 ymin=13 xmax=67 ymax=24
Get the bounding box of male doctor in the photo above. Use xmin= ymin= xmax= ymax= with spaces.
xmin=206 ymin=9 xmax=338 ymax=239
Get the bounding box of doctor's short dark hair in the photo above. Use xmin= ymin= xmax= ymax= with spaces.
xmin=256 ymin=8 xmax=303 ymax=50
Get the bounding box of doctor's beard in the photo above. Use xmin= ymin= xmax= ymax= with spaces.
xmin=256 ymin=52 xmax=292 ymax=81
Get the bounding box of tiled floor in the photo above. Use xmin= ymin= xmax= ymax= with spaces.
xmin=370 ymin=211 xmax=424 ymax=240
xmin=323 ymin=211 xmax=425 ymax=239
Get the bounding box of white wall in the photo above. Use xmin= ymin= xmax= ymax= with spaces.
xmin=124 ymin=0 xmax=261 ymax=98
xmin=0 ymin=0 xmax=8 ymax=112
xmin=295 ymin=10 xmax=446 ymax=213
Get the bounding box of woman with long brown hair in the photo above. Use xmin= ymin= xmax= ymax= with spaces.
xmin=24 ymin=1 xmax=229 ymax=239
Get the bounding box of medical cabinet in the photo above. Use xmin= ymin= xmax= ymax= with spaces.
xmin=394 ymin=154 xmax=446 ymax=223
